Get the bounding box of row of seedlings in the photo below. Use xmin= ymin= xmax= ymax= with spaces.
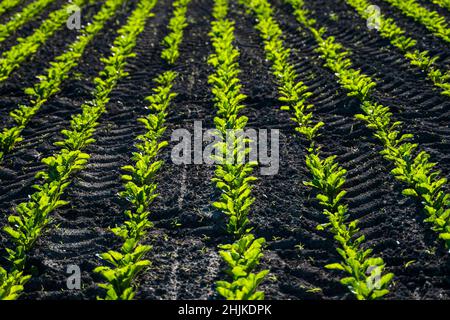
xmin=0 ymin=0 xmax=127 ymax=162
xmin=0 ymin=0 xmax=158 ymax=300
xmin=0 ymin=0 xmax=87 ymax=82
xmin=0 ymin=0 xmax=57 ymax=42
xmin=94 ymin=0 xmax=192 ymax=300
xmin=243 ymin=0 xmax=393 ymax=299
xmin=345 ymin=0 xmax=450 ymax=96
xmin=0 ymin=0 xmax=22 ymax=16
xmin=381 ymin=0 xmax=450 ymax=43
xmin=285 ymin=0 xmax=450 ymax=247
xmin=160 ymin=0 xmax=191 ymax=64
xmin=94 ymin=71 xmax=178 ymax=300
xmin=208 ymin=0 xmax=268 ymax=300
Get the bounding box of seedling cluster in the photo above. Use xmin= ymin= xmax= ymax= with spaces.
xmin=95 ymin=71 xmax=177 ymax=300
xmin=0 ymin=0 xmax=447 ymax=302
xmin=0 ymin=0 xmax=87 ymax=82
xmin=161 ymin=0 xmax=191 ymax=65
xmin=431 ymin=0 xmax=450 ymax=11
xmin=208 ymin=0 xmax=268 ymax=300
xmin=0 ymin=0 xmax=59 ymax=42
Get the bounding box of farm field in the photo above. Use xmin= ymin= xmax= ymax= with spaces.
xmin=0 ymin=0 xmax=448 ymax=301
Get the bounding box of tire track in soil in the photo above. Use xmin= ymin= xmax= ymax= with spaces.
xmin=0 ymin=0 xmax=164 ymax=299
xmin=300 ymin=0 xmax=450 ymax=176
xmin=137 ymin=0 xmax=224 ymax=300
xmin=233 ymin=0 xmax=450 ymax=299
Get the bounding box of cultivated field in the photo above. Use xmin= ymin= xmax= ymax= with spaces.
xmin=0 ymin=0 xmax=449 ymax=300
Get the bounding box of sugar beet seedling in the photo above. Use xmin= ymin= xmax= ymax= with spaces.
xmin=94 ymin=71 xmax=178 ymax=300
xmin=429 ymin=0 xmax=450 ymax=12
xmin=0 ymin=0 xmax=58 ymax=42
xmin=161 ymin=0 xmax=192 ymax=65
xmin=0 ymin=0 xmax=88 ymax=82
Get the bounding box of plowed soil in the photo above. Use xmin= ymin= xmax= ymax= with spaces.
xmin=0 ymin=0 xmax=449 ymax=300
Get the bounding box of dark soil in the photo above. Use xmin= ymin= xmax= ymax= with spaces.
xmin=0 ymin=0 xmax=449 ymax=300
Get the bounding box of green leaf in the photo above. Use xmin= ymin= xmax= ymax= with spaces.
xmin=325 ymin=263 xmax=345 ymax=271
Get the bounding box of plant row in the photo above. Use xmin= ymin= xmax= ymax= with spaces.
xmin=0 ymin=0 xmax=125 ymax=162
xmin=0 ymin=0 xmax=87 ymax=83
xmin=0 ymin=0 xmax=57 ymax=42
xmin=160 ymin=0 xmax=191 ymax=65
xmin=94 ymin=71 xmax=178 ymax=300
xmin=243 ymin=0 xmax=393 ymax=299
xmin=345 ymin=0 xmax=450 ymax=96
xmin=382 ymin=0 xmax=450 ymax=43
xmin=286 ymin=0 xmax=450 ymax=247
xmin=208 ymin=0 xmax=268 ymax=300
xmin=0 ymin=0 xmax=22 ymax=16
xmin=0 ymin=0 xmax=157 ymax=300
xmin=94 ymin=0 xmax=192 ymax=299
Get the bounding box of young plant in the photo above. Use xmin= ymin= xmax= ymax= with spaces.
xmin=355 ymin=102 xmax=450 ymax=244
xmin=0 ymin=0 xmax=22 ymax=16
xmin=0 ymin=0 xmax=89 ymax=82
xmin=430 ymin=0 xmax=450 ymax=12
xmin=216 ymin=235 xmax=269 ymax=300
xmin=304 ymin=152 xmax=393 ymax=300
xmin=94 ymin=0 xmax=182 ymax=300
xmin=94 ymin=240 xmax=152 ymax=300
xmin=0 ymin=269 xmax=30 ymax=300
